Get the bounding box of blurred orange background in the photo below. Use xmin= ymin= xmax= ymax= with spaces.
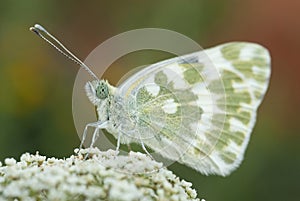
xmin=0 ymin=1 xmax=299 ymax=200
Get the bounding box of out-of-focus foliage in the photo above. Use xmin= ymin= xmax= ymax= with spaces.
xmin=0 ymin=0 xmax=299 ymax=200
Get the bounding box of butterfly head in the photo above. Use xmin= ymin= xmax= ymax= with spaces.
xmin=85 ymin=80 xmax=114 ymax=105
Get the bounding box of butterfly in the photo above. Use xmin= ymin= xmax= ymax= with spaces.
xmin=30 ymin=24 xmax=271 ymax=176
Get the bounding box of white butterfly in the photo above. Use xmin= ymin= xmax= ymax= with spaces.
xmin=31 ymin=24 xmax=271 ymax=176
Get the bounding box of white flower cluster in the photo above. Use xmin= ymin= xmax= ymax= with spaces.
xmin=0 ymin=148 xmax=204 ymax=201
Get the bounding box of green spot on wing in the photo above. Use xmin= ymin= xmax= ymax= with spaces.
xmin=183 ymin=67 xmax=202 ymax=84
xmin=233 ymin=131 xmax=246 ymax=145
xmin=221 ymin=43 xmax=244 ymax=61
xmin=220 ymin=151 xmax=237 ymax=164
xmin=232 ymin=60 xmax=268 ymax=84
xmin=181 ymin=63 xmax=204 ymax=85
xmin=136 ymin=87 xmax=155 ymax=105
xmin=238 ymin=111 xmax=251 ymax=125
xmin=232 ymin=60 xmax=252 ymax=73
xmin=252 ymin=56 xmax=268 ymax=68
xmin=154 ymin=71 xmax=168 ymax=86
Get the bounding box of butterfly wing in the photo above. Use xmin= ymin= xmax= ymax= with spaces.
xmin=117 ymin=42 xmax=271 ymax=176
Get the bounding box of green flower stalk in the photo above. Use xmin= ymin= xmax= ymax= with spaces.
xmin=0 ymin=148 xmax=204 ymax=201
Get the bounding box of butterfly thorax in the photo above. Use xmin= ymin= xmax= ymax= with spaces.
xmin=85 ymin=80 xmax=136 ymax=144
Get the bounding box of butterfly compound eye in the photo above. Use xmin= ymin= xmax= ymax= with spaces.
xmin=96 ymin=82 xmax=109 ymax=99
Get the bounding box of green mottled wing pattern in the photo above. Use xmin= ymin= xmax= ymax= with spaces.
xmin=181 ymin=42 xmax=271 ymax=176
xmin=118 ymin=42 xmax=271 ymax=176
xmin=118 ymin=49 xmax=225 ymax=164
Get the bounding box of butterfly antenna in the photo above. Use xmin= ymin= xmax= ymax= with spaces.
xmin=29 ymin=24 xmax=99 ymax=80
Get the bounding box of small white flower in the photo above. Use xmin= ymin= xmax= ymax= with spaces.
xmin=4 ymin=158 xmax=16 ymax=166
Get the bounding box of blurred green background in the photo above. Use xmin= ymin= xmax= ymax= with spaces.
xmin=0 ymin=1 xmax=299 ymax=200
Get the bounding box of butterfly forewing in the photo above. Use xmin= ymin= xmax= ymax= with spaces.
xmin=117 ymin=42 xmax=270 ymax=176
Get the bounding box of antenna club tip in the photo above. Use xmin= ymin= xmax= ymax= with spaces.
xmin=29 ymin=27 xmax=40 ymax=36
xmin=34 ymin=24 xmax=47 ymax=32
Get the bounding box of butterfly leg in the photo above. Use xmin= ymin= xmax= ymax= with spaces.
xmin=80 ymin=121 xmax=107 ymax=149
xmin=90 ymin=127 xmax=101 ymax=148
xmin=139 ymin=137 xmax=154 ymax=160
xmin=79 ymin=121 xmax=108 ymax=159
xmin=116 ymin=132 xmax=121 ymax=152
